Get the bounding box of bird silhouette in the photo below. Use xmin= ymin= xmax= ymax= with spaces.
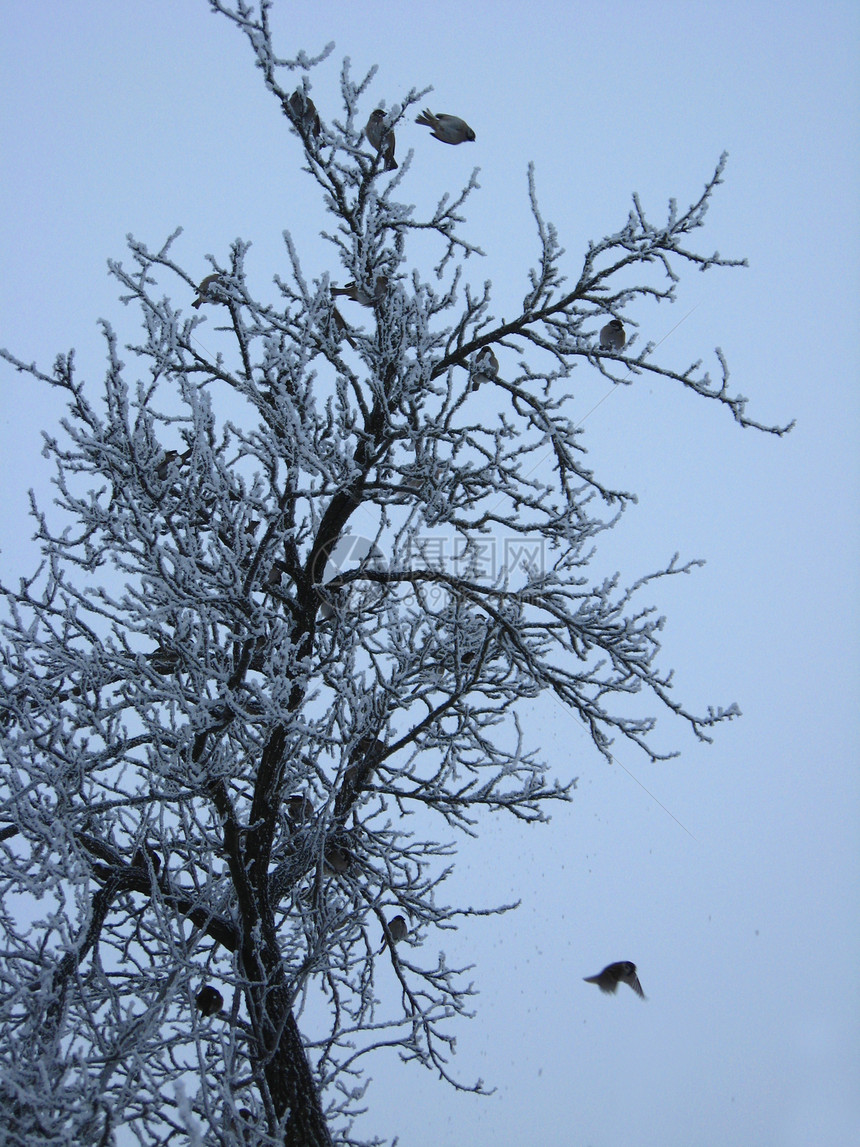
xmin=195 ymin=985 xmax=224 ymax=1016
xmin=583 ymin=961 xmax=645 ymax=998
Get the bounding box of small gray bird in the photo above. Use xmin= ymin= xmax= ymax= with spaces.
xmin=330 ymin=276 xmax=389 ymax=307
xmin=599 ymin=318 xmax=626 ymax=352
xmin=469 ymin=346 xmax=499 ymax=390
xmin=350 ymin=736 xmax=385 ymax=763
xmin=192 ymin=273 xmax=225 ymax=309
xmin=323 ymin=842 xmax=353 ymax=875
xmin=365 ymin=109 xmax=398 ymax=170
xmin=317 ymin=597 xmax=337 ymax=622
xmin=583 ymin=961 xmax=645 ymax=998
xmin=377 ymin=914 xmax=408 ymax=953
xmin=415 ymin=109 xmax=476 ymax=144
xmin=288 ymin=89 xmax=321 ymax=138
xmin=287 ymin=794 xmax=313 ymax=824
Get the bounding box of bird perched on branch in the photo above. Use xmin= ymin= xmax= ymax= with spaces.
xmin=146 ymin=646 xmax=181 ymax=674
xmin=364 ymin=109 xmax=398 ymax=170
xmin=583 ymin=961 xmax=646 ymax=998
xmin=469 ymin=346 xmax=499 ymax=390
xmin=131 ymin=843 xmax=161 ymax=874
xmin=324 ymin=842 xmax=353 ymax=875
xmin=195 ymin=985 xmax=224 ymax=1016
xmin=287 ymin=794 xmax=313 ymax=825
xmin=288 ymin=89 xmax=321 ymax=138
xmin=415 ymin=109 xmax=476 ymax=144
xmin=192 ymin=273 xmax=227 ymax=309
xmin=599 ymin=318 xmax=626 ymax=352
xmin=154 ymin=446 xmax=192 ymax=481
xmin=342 ymin=736 xmax=384 ymax=791
xmin=335 ymin=736 xmax=384 ymax=819
xmin=351 ymin=736 xmax=385 ymax=763
xmin=377 ymin=914 xmax=408 ymax=953
xmin=330 ymin=276 xmax=388 ymax=307
xmin=264 ymin=558 xmax=290 ymax=590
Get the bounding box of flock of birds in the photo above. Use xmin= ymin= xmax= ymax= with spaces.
xmin=190 ymin=99 xmax=628 ymax=375
xmin=187 ymin=97 xmax=637 ymax=1013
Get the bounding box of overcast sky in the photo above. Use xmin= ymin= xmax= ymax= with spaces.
xmin=1 ymin=2 xmax=858 ymax=1145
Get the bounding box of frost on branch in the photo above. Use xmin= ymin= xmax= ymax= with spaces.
xmin=0 ymin=4 xmax=791 ymax=1145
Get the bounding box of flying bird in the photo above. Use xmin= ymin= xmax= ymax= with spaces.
xmin=195 ymin=985 xmax=224 ymax=1016
xmin=415 ymin=109 xmax=476 ymax=144
xmin=330 ymin=276 xmax=388 ymax=307
xmin=469 ymin=346 xmax=499 ymax=390
xmin=365 ymin=109 xmax=398 ymax=170
xmin=583 ymin=961 xmax=645 ymax=998
xmin=377 ymin=914 xmax=408 ymax=953
xmin=599 ymin=318 xmax=626 ymax=352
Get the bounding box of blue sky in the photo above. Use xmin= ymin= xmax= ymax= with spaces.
xmin=1 ymin=2 xmax=858 ymax=1144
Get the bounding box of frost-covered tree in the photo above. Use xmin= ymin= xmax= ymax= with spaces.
xmin=0 ymin=3 xmax=792 ymax=1145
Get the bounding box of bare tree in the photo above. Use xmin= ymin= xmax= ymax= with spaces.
xmin=0 ymin=3 xmax=792 ymax=1144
